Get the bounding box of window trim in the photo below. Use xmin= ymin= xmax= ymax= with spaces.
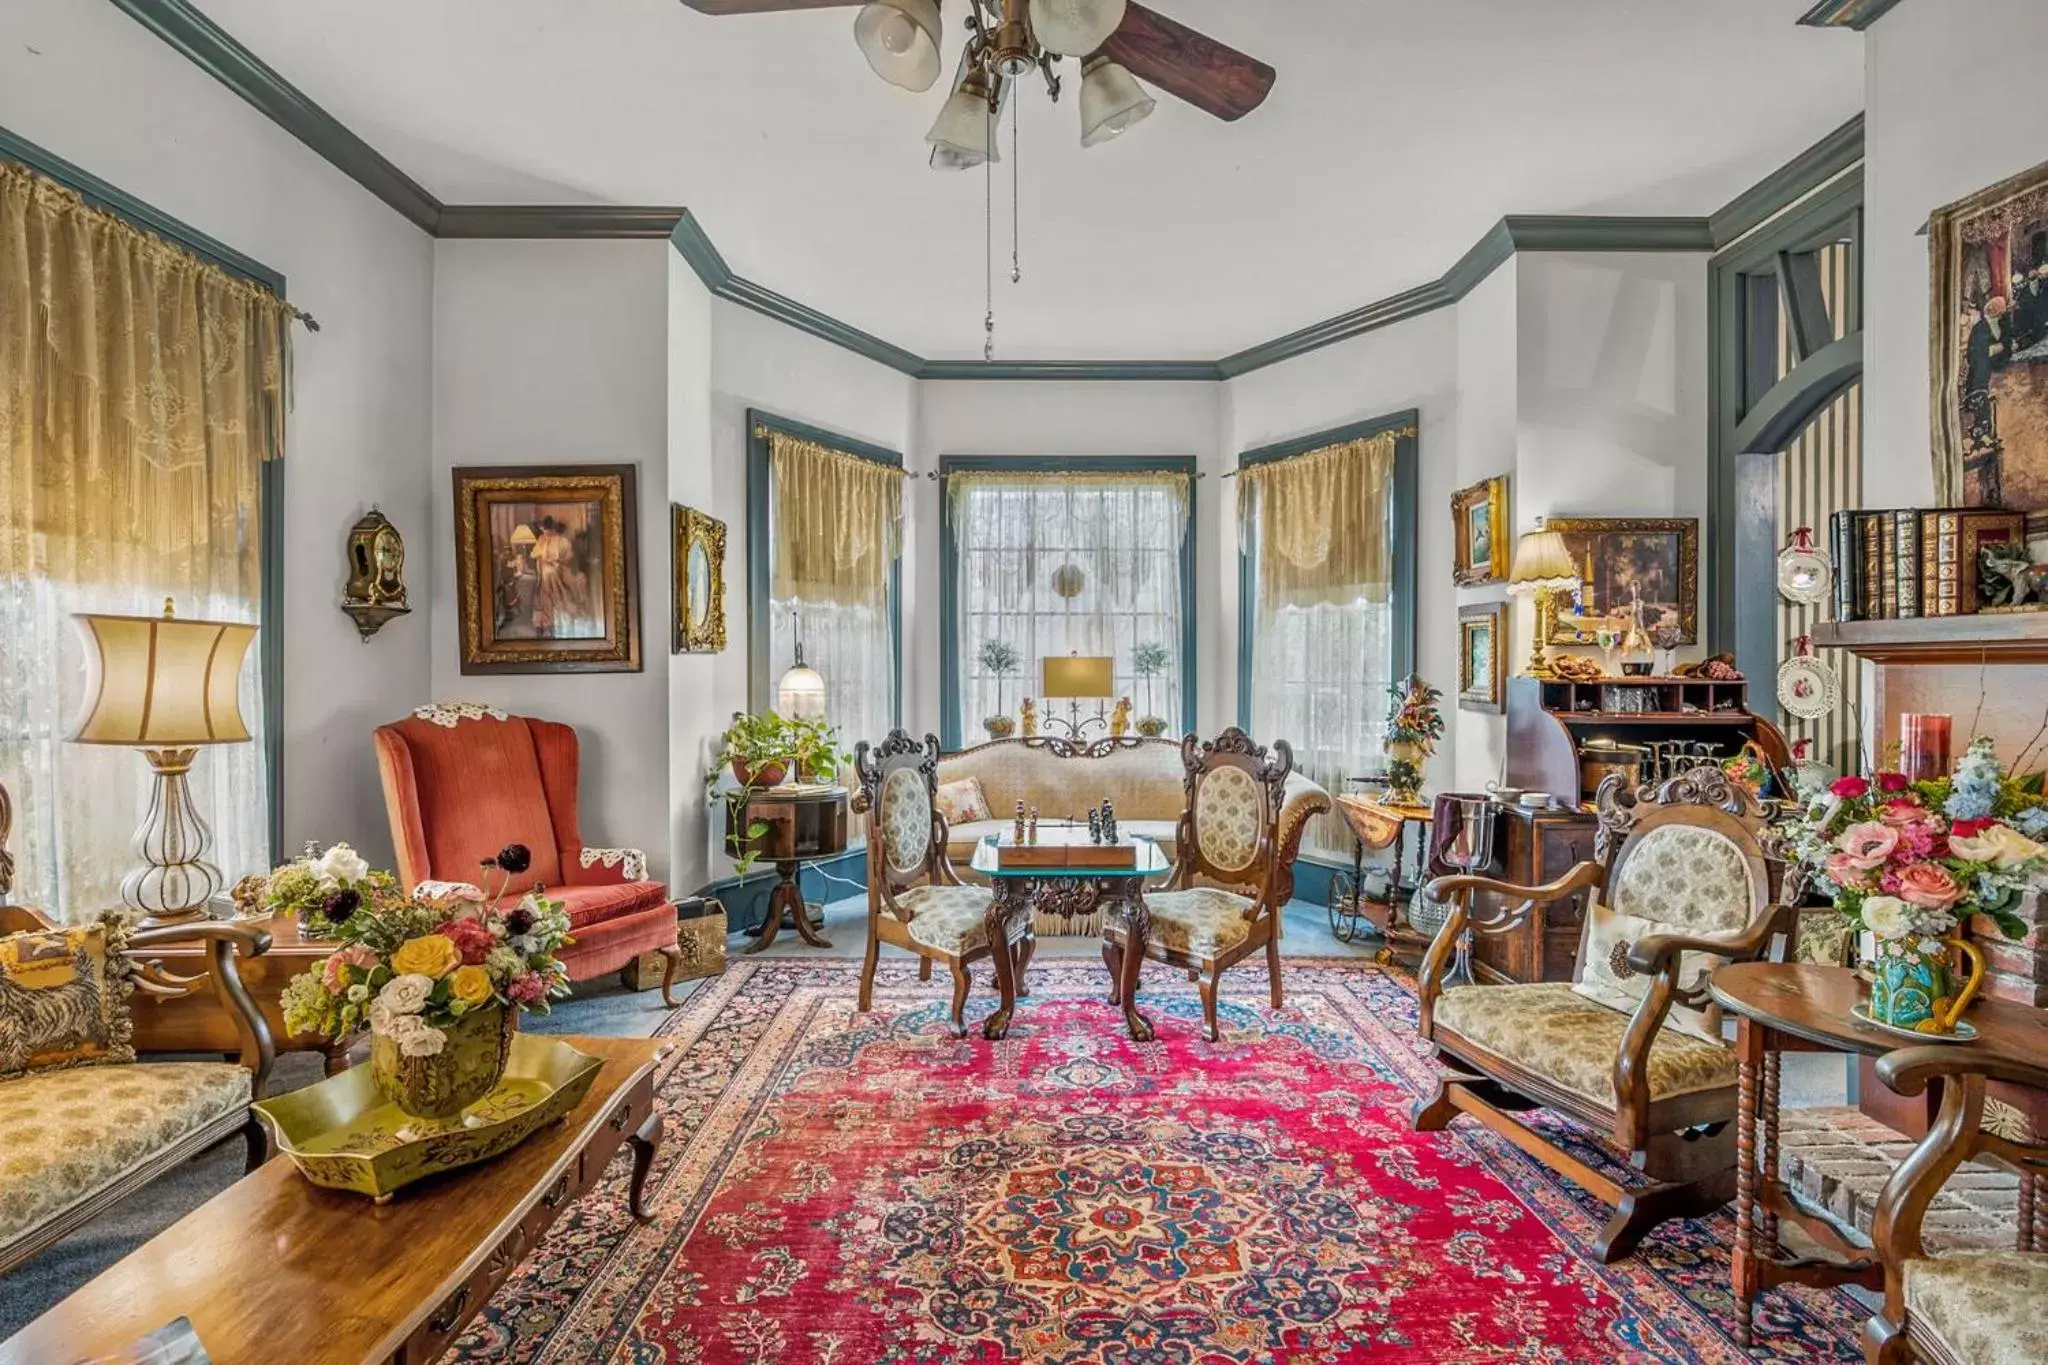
xmin=745 ymin=408 xmax=905 ymax=728
xmin=2 ymin=123 xmax=286 ymax=864
xmin=939 ymin=455 xmax=1199 ymax=751
xmin=1235 ymin=410 xmax=1420 ymax=731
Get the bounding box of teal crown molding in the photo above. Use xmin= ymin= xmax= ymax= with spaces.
xmin=112 ymin=0 xmax=1862 ymax=383
xmin=1797 ymin=0 xmax=1906 ymax=31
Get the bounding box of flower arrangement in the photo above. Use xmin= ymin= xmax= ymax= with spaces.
xmin=230 ymin=841 xmax=400 ymax=936
xmin=1781 ymin=738 xmax=2048 ymax=944
xmin=1382 ymin=675 xmax=1444 ymax=804
xmin=279 ymin=843 xmax=572 ymax=1060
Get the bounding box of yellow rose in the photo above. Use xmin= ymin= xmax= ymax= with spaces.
xmin=390 ymin=934 xmax=461 ymax=980
xmin=449 ymin=964 xmax=495 ymax=1009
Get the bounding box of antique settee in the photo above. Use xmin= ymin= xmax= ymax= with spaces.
xmin=375 ymin=703 xmax=682 ymax=997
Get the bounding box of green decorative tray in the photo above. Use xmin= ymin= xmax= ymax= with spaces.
xmin=253 ymin=1034 xmax=603 ymax=1201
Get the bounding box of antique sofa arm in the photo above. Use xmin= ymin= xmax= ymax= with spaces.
xmin=1276 ymin=773 xmax=1331 ymax=861
xmin=576 ymin=846 xmax=649 ymax=886
xmin=126 ymin=921 xmax=276 ymax=1099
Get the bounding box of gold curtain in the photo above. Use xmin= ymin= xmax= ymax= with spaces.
xmin=1238 ymin=430 xmax=1403 ymax=609
xmin=767 ymin=431 xmax=903 ymax=607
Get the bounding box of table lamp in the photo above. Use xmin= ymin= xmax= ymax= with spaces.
xmin=68 ymin=599 xmax=257 ymax=925
xmin=1506 ymin=528 xmax=1581 ymax=679
xmin=1041 ymin=654 xmax=1115 ymax=738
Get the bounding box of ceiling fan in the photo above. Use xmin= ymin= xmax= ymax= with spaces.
xmin=677 ymin=0 xmax=1276 ymax=166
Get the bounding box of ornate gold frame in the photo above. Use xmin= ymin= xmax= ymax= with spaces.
xmin=672 ymin=504 xmax=727 ymax=654
xmin=1458 ymin=602 xmax=1507 ymax=714
xmin=1451 ymin=475 xmax=1509 ymax=586
xmin=452 ymin=465 xmax=640 ymax=675
xmin=1538 ymin=516 xmax=1699 ymax=646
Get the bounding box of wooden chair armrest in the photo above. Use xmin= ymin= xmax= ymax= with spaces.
xmin=126 ymin=922 xmax=276 ymax=1099
xmin=1625 ymin=911 xmax=1781 ymax=976
xmin=1877 ymin=1045 xmax=2048 ymax=1097
xmin=1424 ymin=861 xmax=1602 ymax=909
xmin=1414 ymin=896 xmax=1471 ymax=1032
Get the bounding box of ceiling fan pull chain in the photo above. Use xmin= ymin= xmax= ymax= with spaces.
xmin=984 ymin=95 xmax=996 ymax=362
xmin=1011 ymin=96 xmax=1022 ymax=285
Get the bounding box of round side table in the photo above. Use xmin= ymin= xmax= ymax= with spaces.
xmin=725 ymin=786 xmax=850 ymax=954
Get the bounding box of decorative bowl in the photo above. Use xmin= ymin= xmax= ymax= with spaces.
xmin=253 ymin=1034 xmax=603 ymax=1202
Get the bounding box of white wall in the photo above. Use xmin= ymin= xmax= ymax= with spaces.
xmin=0 ymin=0 xmax=435 ymax=869
xmin=1864 ymin=0 xmax=2048 ymax=508
xmin=911 ymin=380 xmax=1227 ymax=738
xmin=1453 ymin=263 xmax=1522 ymax=789
xmin=667 ymin=266 xmax=718 ymax=889
xmin=430 ymin=239 xmax=674 ymax=878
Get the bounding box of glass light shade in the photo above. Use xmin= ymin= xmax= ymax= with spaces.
xmin=69 ymin=602 xmax=255 ymax=747
xmin=776 ymin=662 xmax=829 ymax=720
xmin=1041 ymin=655 xmax=1115 ymax=699
xmin=1079 ymin=57 xmax=1155 ymax=147
xmin=1029 ymin=0 xmax=1127 ymax=55
xmin=1506 ymin=529 xmax=1579 ymax=594
xmin=927 ymin=65 xmax=1001 ymax=170
xmin=854 ymin=0 xmax=942 ymax=93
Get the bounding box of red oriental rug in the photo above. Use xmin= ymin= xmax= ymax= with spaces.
xmin=446 ymin=960 xmax=1867 ymax=1364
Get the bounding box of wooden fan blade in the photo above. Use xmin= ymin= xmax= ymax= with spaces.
xmin=675 ymin=0 xmax=863 ymax=14
xmin=1099 ymin=3 xmax=1275 ymax=122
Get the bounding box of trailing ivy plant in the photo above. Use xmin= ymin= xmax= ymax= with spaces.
xmin=703 ymin=710 xmax=851 ymax=879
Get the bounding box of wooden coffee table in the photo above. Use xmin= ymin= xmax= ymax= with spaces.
xmin=0 ymin=1035 xmax=670 ymax=1365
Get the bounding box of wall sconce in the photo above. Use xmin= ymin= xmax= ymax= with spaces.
xmin=341 ymin=507 xmax=411 ymax=641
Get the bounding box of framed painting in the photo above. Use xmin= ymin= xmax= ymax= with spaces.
xmin=1931 ymin=156 xmax=2048 ymax=512
xmin=1451 ymin=475 xmax=1509 ymax=585
xmin=1458 ymin=602 xmax=1507 ymax=714
xmin=1538 ymin=516 xmax=1699 ymax=646
xmin=453 ymin=465 xmax=641 ymax=674
xmin=673 ymin=504 xmax=727 ymax=654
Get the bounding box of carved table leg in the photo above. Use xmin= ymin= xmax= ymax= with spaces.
xmin=784 ymin=863 xmax=832 ymax=949
xmin=1732 ymin=1021 xmax=1763 ymax=1350
xmin=1761 ymin=1049 xmax=1781 ymax=1251
xmin=982 ymin=882 xmax=1022 ymax=1041
xmin=627 ymin=1110 xmax=663 ymax=1221
xmin=1118 ymin=882 xmax=1155 ymax=1043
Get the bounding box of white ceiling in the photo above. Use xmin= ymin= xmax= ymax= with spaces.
xmin=196 ymin=0 xmax=1864 ymax=361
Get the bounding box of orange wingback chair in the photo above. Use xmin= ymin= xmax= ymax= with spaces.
xmin=374 ymin=704 xmax=681 ymax=1000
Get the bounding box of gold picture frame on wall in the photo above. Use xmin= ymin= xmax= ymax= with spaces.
xmin=452 ymin=465 xmax=641 ymax=675
xmin=673 ymin=505 xmax=727 ymax=654
xmin=1458 ymin=602 xmax=1507 ymax=713
xmin=1538 ymin=516 xmax=1699 ymax=646
xmin=1451 ymin=475 xmax=1509 ymax=585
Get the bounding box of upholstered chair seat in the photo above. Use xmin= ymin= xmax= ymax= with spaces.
xmin=1898 ymin=1250 xmax=2048 ymax=1365
xmin=1142 ymin=887 xmax=1255 ymax=959
xmin=897 ymin=885 xmax=996 ymax=956
xmin=1432 ymin=982 xmax=1737 ymax=1107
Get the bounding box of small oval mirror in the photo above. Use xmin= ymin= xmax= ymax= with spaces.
xmin=687 ymin=540 xmax=712 ymax=626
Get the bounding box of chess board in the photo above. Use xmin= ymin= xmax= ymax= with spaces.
xmin=993 ymin=825 xmax=1139 ymax=870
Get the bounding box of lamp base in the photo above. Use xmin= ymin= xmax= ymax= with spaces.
xmin=1522 ymin=586 xmax=1559 ymax=678
xmin=121 ymin=747 xmax=223 ymax=928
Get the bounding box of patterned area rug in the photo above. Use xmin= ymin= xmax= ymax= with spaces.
xmin=446 ymin=960 xmax=1867 ymax=1363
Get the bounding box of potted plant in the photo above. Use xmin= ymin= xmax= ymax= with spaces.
xmin=1383 ymin=675 xmax=1444 ymax=805
xmin=711 ymin=710 xmax=794 ymax=787
xmin=704 ymin=711 xmax=852 ymax=878
xmin=979 ymin=639 xmax=1021 ymax=738
xmin=1132 ymin=642 xmax=1173 ymax=736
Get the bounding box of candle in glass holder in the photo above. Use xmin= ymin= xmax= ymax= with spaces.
xmin=1899 ymin=713 xmax=1953 ymax=781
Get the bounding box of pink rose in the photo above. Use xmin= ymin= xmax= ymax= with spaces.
xmin=321 ymin=943 xmax=380 ymax=992
xmin=1824 ymin=852 xmax=1876 ymax=891
xmin=1878 ymin=798 xmax=1928 ymax=828
xmin=507 ymin=972 xmax=548 ymax=1006
xmin=1834 ymin=821 xmax=1900 ymax=870
xmin=1895 ymin=862 xmax=1963 ymax=911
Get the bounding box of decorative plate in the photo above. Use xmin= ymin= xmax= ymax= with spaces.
xmin=253 ymin=1034 xmax=603 ymax=1201
xmin=1777 ymin=652 xmax=1840 ymax=720
xmin=1776 ymin=529 xmax=1833 ymax=605
xmin=1850 ymin=1003 xmax=1980 ymax=1044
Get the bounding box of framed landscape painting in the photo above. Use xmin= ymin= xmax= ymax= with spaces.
xmin=1931 ymin=156 xmax=2048 ymax=512
xmin=453 ymin=465 xmax=641 ymax=674
xmin=1451 ymin=475 xmax=1509 ymax=585
xmin=1458 ymin=603 xmax=1507 ymax=713
xmin=1539 ymin=516 xmax=1699 ymax=646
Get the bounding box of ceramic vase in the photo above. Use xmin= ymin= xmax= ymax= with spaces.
xmin=371 ymin=1003 xmax=515 ymax=1120
xmin=1868 ymin=935 xmax=1985 ymax=1034
xmin=1385 ymin=740 xmax=1424 ymax=806
xmin=984 ymin=716 xmax=1017 ymax=739
xmin=1137 ymin=716 xmax=1170 ymax=737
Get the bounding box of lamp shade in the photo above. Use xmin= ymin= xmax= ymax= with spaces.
xmin=1079 ymin=56 xmax=1155 ymax=147
xmin=1029 ymin=0 xmax=1126 ymax=55
xmin=69 ymin=601 xmax=255 ymax=747
xmin=1507 ymin=529 xmax=1579 ymax=594
xmin=776 ymin=661 xmax=829 ymax=721
xmin=854 ymin=0 xmax=942 ymax=93
xmin=927 ymin=60 xmax=1001 ymax=171
xmin=1041 ymin=655 xmax=1115 ymax=699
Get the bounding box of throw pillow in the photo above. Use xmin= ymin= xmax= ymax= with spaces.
xmin=0 ymin=913 xmax=136 ymax=1078
xmin=1571 ymin=898 xmax=1735 ymax=1044
xmin=934 ymin=776 xmax=992 ymax=828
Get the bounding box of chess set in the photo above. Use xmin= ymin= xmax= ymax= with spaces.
xmin=994 ymin=799 xmax=1139 ymax=870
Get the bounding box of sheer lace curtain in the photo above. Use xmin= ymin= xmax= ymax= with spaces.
xmin=1241 ymin=433 xmax=1402 ymax=855
xmin=0 ymin=160 xmax=293 ymax=919
xmin=765 ymin=432 xmax=903 ymax=755
xmin=951 ymin=471 xmax=1188 ymax=740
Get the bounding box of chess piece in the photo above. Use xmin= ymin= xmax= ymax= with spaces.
xmin=1013 ymin=800 xmax=1026 ymax=844
xmin=1027 ymin=807 xmax=1039 ymax=843
xmin=1102 ymin=799 xmax=1118 ymax=843
xmin=1088 ymin=808 xmax=1103 ymax=844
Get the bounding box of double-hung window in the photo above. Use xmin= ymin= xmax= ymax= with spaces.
xmin=1238 ymin=417 xmax=1417 ymax=855
xmin=943 ymin=461 xmax=1195 ymax=749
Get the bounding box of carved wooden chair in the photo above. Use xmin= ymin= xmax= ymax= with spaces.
xmin=1864 ymin=1047 xmax=2048 ymax=1365
xmin=854 ymin=731 xmax=1010 ymax=1036
xmin=1413 ymin=769 xmax=1787 ymax=1262
xmin=1106 ymin=728 xmax=1292 ymax=1043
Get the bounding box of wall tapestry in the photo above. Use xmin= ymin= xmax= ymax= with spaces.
xmin=1538 ymin=516 xmax=1699 ymax=646
xmin=453 ymin=465 xmax=641 ymax=674
xmin=1931 ymin=155 xmax=2048 ymax=511
xmin=1450 ymin=475 xmax=1508 ymax=586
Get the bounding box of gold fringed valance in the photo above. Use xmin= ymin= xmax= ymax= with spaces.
xmin=768 ymin=432 xmax=903 ymax=607
xmin=946 ymin=467 xmax=1191 ymax=546
xmin=1 ymin=158 xmax=299 ymax=593
xmin=1238 ymin=430 xmax=1405 ymax=609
